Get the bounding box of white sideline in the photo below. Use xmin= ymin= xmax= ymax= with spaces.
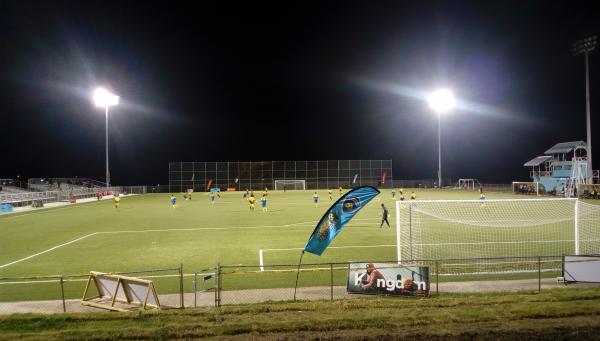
xmin=1 ymin=194 xmax=139 ymax=219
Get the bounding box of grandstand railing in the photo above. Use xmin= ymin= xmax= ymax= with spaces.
xmin=0 ymin=191 xmax=59 ymax=207
xmin=0 ymin=186 xmax=147 ymax=208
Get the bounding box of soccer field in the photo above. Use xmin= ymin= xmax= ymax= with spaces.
xmin=0 ymin=189 xmax=591 ymax=302
xmin=1 ymin=189 xmax=529 ymax=278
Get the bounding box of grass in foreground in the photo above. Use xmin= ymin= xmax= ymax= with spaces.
xmin=1 ymin=287 xmax=600 ymax=340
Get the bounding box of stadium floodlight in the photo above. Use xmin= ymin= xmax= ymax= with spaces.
xmin=93 ymin=87 xmax=120 ymax=108
xmin=428 ymin=89 xmax=455 ymax=188
xmin=92 ymin=87 xmax=119 ymax=187
xmin=573 ymin=36 xmax=597 ymax=183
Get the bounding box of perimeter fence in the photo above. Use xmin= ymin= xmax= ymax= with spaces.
xmin=0 ymin=256 xmax=574 ymax=314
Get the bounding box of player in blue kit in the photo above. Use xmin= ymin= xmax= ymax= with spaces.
xmin=261 ymin=194 xmax=267 ymax=212
xmin=170 ymin=194 xmax=177 ymax=208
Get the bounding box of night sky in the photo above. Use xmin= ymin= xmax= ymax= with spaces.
xmin=1 ymin=1 xmax=599 ymax=185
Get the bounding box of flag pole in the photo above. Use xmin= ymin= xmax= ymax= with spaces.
xmin=293 ymin=251 xmax=305 ymax=301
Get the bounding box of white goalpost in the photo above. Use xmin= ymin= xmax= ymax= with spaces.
xmin=273 ymin=179 xmax=306 ymax=191
xmin=395 ymin=198 xmax=600 ymax=263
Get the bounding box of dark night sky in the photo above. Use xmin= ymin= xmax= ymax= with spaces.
xmin=1 ymin=1 xmax=599 ymax=185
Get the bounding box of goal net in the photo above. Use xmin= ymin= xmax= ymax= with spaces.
xmin=454 ymin=179 xmax=480 ymax=190
xmin=512 ymin=182 xmax=545 ymax=196
xmin=274 ymin=179 xmax=306 ymax=191
xmin=395 ymin=198 xmax=600 ymax=263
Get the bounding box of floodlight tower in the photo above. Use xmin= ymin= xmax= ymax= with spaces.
xmin=428 ymin=89 xmax=456 ymax=189
xmin=573 ymin=36 xmax=597 ymax=183
xmin=93 ymin=87 xmax=120 ymax=187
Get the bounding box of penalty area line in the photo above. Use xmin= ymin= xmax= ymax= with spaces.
xmin=0 ymin=233 xmax=99 ymax=269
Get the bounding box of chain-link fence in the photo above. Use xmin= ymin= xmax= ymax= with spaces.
xmin=0 ymin=266 xmax=184 ymax=314
xmin=168 ymin=160 xmax=393 ymax=192
xmin=197 ymin=256 xmax=564 ymax=308
xmin=0 ymin=257 xmax=569 ymax=314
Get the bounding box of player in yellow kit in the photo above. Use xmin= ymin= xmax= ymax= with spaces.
xmin=248 ymin=192 xmax=256 ymax=211
xmin=114 ymin=193 xmax=121 ymax=208
xmin=328 ymin=189 xmax=333 ymax=201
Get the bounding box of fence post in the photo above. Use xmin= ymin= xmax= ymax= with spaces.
xmin=330 ymin=263 xmax=333 ymax=301
xmin=194 ymin=272 xmax=198 ymax=308
xmin=215 ymin=263 xmax=221 ymax=307
xmin=538 ymin=256 xmax=541 ymax=293
xmin=435 ymin=260 xmax=439 ymax=295
xmin=179 ymin=263 xmax=184 ymax=309
xmin=60 ymin=276 xmax=66 ymax=313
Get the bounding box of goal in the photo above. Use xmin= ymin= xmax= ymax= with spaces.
xmin=512 ymin=181 xmax=544 ymax=196
xmin=454 ymin=179 xmax=480 ymax=190
xmin=395 ymin=198 xmax=600 ymax=263
xmin=273 ymin=179 xmax=306 ymax=191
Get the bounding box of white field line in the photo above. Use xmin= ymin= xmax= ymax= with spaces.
xmin=0 ymin=273 xmax=199 ymax=285
xmin=2 ymin=201 xmax=106 ymax=220
xmin=0 ymin=233 xmax=99 ymax=269
xmin=0 ymin=219 xmax=357 ymax=269
xmin=258 ymin=244 xmax=396 ymax=271
xmin=1 ymin=195 xmax=141 ymax=219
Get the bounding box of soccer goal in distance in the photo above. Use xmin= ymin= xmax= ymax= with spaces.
xmin=454 ymin=179 xmax=480 ymax=190
xmin=394 ymin=198 xmax=600 ymax=263
xmin=512 ymin=181 xmax=545 ymax=196
xmin=274 ymin=179 xmax=306 ymax=191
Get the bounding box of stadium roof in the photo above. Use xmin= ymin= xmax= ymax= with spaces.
xmin=524 ymin=155 xmax=552 ymax=167
xmin=544 ymin=141 xmax=586 ymax=154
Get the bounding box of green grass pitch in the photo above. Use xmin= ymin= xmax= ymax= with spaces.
xmin=0 ymin=189 xmax=542 ymax=302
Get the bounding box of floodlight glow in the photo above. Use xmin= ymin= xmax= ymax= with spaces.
xmin=428 ymin=89 xmax=455 ymax=113
xmin=93 ymin=87 xmax=119 ymax=108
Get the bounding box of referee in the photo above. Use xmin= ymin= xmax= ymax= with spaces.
xmin=380 ymin=203 xmax=390 ymax=228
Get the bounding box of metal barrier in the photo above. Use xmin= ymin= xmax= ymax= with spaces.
xmin=0 ymin=256 xmax=569 ymax=314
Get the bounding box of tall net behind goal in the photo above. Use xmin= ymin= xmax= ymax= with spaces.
xmin=395 ymin=198 xmax=600 ymax=262
xmin=273 ymin=179 xmax=306 ymax=190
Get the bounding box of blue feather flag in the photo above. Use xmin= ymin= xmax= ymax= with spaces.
xmin=304 ymin=186 xmax=380 ymax=256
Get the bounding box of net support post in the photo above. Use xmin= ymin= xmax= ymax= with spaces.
xmin=179 ymin=263 xmax=184 ymax=309
xmin=194 ymin=272 xmax=198 ymax=308
xmin=435 ymin=260 xmax=439 ymax=295
xmin=538 ymin=256 xmax=542 ymax=293
xmin=60 ymin=276 xmax=66 ymax=313
xmin=330 ymin=263 xmax=334 ymax=301
xmin=574 ymin=199 xmax=580 ymax=255
xmin=215 ymin=263 xmax=221 ymax=308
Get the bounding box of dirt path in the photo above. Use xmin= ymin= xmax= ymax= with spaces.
xmin=0 ymin=278 xmax=576 ymax=314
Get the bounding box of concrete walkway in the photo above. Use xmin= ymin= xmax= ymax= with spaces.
xmin=0 ymin=278 xmax=586 ymax=315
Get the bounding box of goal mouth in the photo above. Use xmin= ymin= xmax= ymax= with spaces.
xmin=395 ymin=198 xmax=600 ymax=266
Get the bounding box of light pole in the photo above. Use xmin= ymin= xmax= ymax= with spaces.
xmin=427 ymin=89 xmax=456 ymax=189
xmin=93 ymin=87 xmax=119 ymax=186
xmin=573 ymin=36 xmax=597 ymax=183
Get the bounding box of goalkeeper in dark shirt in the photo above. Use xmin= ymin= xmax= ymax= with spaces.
xmin=380 ymin=203 xmax=390 ymax=228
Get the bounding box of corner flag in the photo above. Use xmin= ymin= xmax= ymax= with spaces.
xmin=304 ymin=186 xmax=380 ymax=256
